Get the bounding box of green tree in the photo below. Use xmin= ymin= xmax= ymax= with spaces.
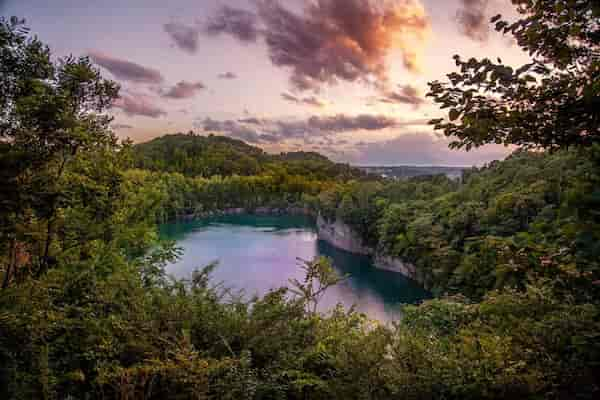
xmin=428 ymin=0 xmax=599 ymax=150
xmin=1 ymin=16 xmax=119 ymax=283
xmin=289 ymin=257 xmax=346 ymax=314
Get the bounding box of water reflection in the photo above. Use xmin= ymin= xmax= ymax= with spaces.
xmin=160 ymin=215 xmax=429 ymax=322
xmin=317 ymin=240 xmax=430 ymax=320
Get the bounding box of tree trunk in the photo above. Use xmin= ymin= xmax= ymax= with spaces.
xmin=39 ymin=217 xmax=54 ymax=275
xmin=2 ymin=238 xmax=16 ymax=289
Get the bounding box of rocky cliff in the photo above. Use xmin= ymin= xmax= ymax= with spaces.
xmin=316 ymin=215 xmax=422 ymax=283
xmin=315 ymin=215 xmax=372 ymax=255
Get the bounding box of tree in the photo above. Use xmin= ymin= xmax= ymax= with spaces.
xmin=289 ymin=257 xmax=346 ymax=314
xmin=0 ymin=17 xmax=119 ymax=282
xmin=428 ymin=0 xmax=599 ymax=150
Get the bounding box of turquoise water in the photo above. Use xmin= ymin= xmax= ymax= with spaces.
xmin=160 ymin=215 xmax=429 ymax=321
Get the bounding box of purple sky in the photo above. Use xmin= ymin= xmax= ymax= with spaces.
xmin=1 ymin=0 xmax=529 ymax=166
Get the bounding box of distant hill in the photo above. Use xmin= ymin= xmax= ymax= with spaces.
xmin=359 ymin=165 xmax=467 ymax=180
xmin=276 ymin=151 xmax=330 ymax=163
xmin=133 ymin=133 xmax=267 ymax=177
xmin=133 ymin=133 xmax=366 ymax=181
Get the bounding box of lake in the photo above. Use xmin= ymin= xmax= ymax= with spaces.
xmin=160 ymin=214 xmax=429 ymax=321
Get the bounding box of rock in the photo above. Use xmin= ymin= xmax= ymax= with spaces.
xmin=316 ymin=215 xmax=372 ymax=255
xmin=224 ymin=208 xmax=246 ymax=215
xmin=254 ymin=207 xmax=273 ymax=215
xmin=373 ymin=254 xmax=417 ymax=280
xmin=181 ymin=213 xmax=195 ymax=221
xmin=316 ymin=214 xmax=424 ymax=284
xmin=292 ymin=206 xmax=316 ymax=216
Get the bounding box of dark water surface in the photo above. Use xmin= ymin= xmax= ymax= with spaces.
xmin=160 ymin=214 xmax=429 ymax=321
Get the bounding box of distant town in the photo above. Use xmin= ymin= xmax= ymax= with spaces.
xmin=358 ymin=165 xmax=467 ymax=180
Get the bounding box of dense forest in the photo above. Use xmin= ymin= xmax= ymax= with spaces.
xmin=318 ymin=148 xmax=600 ymax=298
xmin=1 ymin=1 xmax=600 ymax=399
xmin=128 ymin=133 xmax=371 ymax=221
xmin=134 ymin=133 xmax=365 ymax=181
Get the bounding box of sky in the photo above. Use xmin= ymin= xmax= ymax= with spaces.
xmin=1 ymin=0 xmax=532 ymax=166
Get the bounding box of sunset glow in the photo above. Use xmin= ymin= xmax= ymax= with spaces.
xmin=3 ymin=0 xmax=530 ymax=165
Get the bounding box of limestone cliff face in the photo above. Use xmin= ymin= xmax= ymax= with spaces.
xmin=316 ymin=214 xmax=422 ymax=283
xmin=316 ymin=215 xmax=372 ymax=255
xmin=373 ymin=255 xmax=419 ymax=281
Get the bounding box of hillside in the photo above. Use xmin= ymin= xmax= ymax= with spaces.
xmin=133 ymin=133 xmax=366 ymax=181
xmin=319 ymin=148 xmax=600 ymax=298
xmin=133 ymin=133 xmax=267 ymax=177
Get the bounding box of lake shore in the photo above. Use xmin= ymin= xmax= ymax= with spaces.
xmin=171 ymin=209 xmax=425 ymax=286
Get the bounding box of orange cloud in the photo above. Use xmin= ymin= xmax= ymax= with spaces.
xmin=205 ymin=0 xmax=431 ymax=91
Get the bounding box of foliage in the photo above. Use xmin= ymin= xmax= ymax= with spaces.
xmin=1 ymin=6 xmax=600 ymax=400
xmin=428 ymin=0 xmax=600 ymax=150
xmin=133 ymin=133 xmax=366 ymax=181
xmin=0 ymin=16 xmax=126 ymax=285
xmin=289 ymin=257 xmax=347 ymax=314
xmin=321 ymin=148 xmax=600 ymax=299
xmin=122 ymin=168 xmax=328 ymax=222
xmin=2 ymin=253 xmax=598 ymax=399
